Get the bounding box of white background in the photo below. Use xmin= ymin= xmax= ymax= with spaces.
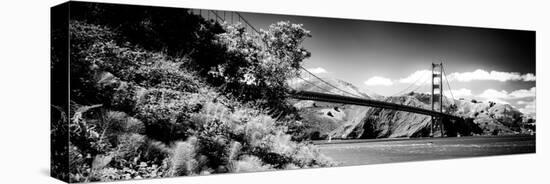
xmin=0 ymin=0 xmax=548 ymax=183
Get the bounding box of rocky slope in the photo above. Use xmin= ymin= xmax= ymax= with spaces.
xmin=290 ymin=77 xmax=376 ymax=139
xmin=327 ymin=95 xmax=434 ymax=139
xmin=453 ymin=98 xmax=526 ymax=135
xmin=292 ymin=78 xmax=534 ymax=140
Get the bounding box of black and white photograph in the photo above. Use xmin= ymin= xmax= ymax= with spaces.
xmin=2 ymin=0 xmax=549 ymax=184
xmin=48 ymin=1 xmax=538 ymax=183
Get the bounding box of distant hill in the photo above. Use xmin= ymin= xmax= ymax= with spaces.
xmin=289 ymin=77 xmax=383 ymax=100
xmin=289 ymin=77 xmax=378 ymax=139
xmin=291 ymin=78 xmax=535 ymax=140
xmin=452 ymin=97 xmax=526 ymax=135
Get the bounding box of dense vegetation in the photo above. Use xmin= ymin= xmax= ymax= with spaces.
xmin=51 ymin=3 xmax=334 ymax=182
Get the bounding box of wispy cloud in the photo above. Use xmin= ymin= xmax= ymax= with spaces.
xmin=446 ymin=69 xmax=535 ymax=82
xmin=478 ymin=87 xmax=535 ymax=100
xmin=398 ymin=70 xmax=431 ymax=85
xmin=473 ymin=87 xmax=536 ymax=106
xmin=478 ymin=89 xmax=511 ymax=100
xmin=397 ymin=69 xmax=535 ymax=85
xmin=517 ymin=99 xmax=536 ymax=117
xmin=364 ymin=76 xmax=394 ymax=86
xmin=307 ymin=67 xmax=328 ymax=74
xmin=443 ymin=88 xmax=472 ymax=98
xmin=509 ymin=87 xmax=536 ymax=98
xmin=440 ymin=87 xmax=536 ymax=109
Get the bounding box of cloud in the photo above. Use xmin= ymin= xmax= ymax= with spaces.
xmin=478 ymin=89 xmax=510 ymax=99
xmin=477 ymin=89 xmax=512 ymax=104
xmin=517 ymin=99 xmax=536 ymax=116
xmin=446 ymin=69 xmax=535 ymax=82
xmin=307 ymin=67 xmax=328 ymax=74
xmin=522 ymin=73 xmax=536 ymax=81
xmin=443 ymin=88 xmax=472 ymax=98
xmin=287 ymin=77 xmax=305 ymax=87
xmin=478 ymin=87 xmax=536 ymax=100
xmin=393 ymin=69 xmax=534 ymax=87
xmin=476 ymin=87 xmax=536 ymax=105
xmin=364 ymin=76 xmax=394 ymax=86
xmin=398 ymin=70 xmax=431 ymax=85
xmin=509 ymin=87 xmax=536 ymax=98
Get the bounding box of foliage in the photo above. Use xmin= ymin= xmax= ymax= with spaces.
xmin=62 ymin=11 xmax=335 ymax=182
xmin=51 ymin=105 xmax=69 ymax=181
xmin=70 ymin=2 xmax=224 ymax=57
xmin=68 ymin=106 xmax=173 ymax=182
xmin=170 ymin=137 xmax=201 ymax=176
xmin=208 ymin=21 xmax=311 ymax=116
xmin=228 ymin=155 xmax=273 ymax=173
xmin=134 ymin=88 xmax=202 ymax=143
xmin=185 ymin=102 xmax=335 ymax=171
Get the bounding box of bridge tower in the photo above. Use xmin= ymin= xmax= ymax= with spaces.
xmin=431 ymin=62 xmax=444 ymax=137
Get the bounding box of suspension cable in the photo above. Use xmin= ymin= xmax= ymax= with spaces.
xmin=390 ymin=67 xmax=431 ymax=97
xmin=235 ymin=12 xmax=261 ymax=34
xmin=405 ymin=75 xmax=431 ymax=96
xmin=442 ymin=66 xmax=456 ymax=102
xmin=294 ymin=75 xmax=333 ymax=94
xmin=300 ymin=66 xmax=364 ymax=98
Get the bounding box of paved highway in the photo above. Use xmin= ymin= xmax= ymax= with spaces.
xmin=315 ymin=135 xmax=535 ymax=165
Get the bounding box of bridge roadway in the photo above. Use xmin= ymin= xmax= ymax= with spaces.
xmin=289 ymin=90 xmax=462 ymax=120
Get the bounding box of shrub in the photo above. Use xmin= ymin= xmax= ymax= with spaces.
xmin=70 ymin=2 xmax=225 ymax=57
xmin=67 ymin=104 xmax=173 ymax=182
xmin=69 ymin=133 xmax=173 ymax=182
xmin=228 ymin=156 xmax=273 ymax=173
xmin=134 ymin=88 xmax=206 ymax=143
xmin=51 ymin=105 xmax=70 ymax=180
xmin=65 ymin=18 xmax=336 ymax=182
xmin=208 ymin=22 xmax=311 ymax=115
xmin=185 ymin=102 xmax=336 ymax=170
xmin=170 ymin=137 xmax=200 ymax=176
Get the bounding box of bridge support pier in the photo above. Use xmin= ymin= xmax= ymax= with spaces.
xmin=431 ymin=117 xmax=435 ymax=137
xmin=431 ymin=62 xmax=444 ymax=137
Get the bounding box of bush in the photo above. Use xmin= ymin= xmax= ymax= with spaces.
xmin=228 ymin=156 xmax=273 ymax=173
xmin=67 ymin=103 xmax=173 ymax=182
xmin=187 ymin=102 xmax=335 ymax=170
xmin=65 ymin=16 xmax=335 ymax=182
xmin=207 ymin=22 xmax=311 ymax=115
xmin=70 ymin=2 xmax=225 ymax=57
xmin=170 ymin=137 xmax=201 ymax=176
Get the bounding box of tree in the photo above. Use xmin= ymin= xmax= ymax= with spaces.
xmin=210 ymin=21 xmax=312 ymax=114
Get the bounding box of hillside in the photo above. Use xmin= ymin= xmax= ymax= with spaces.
xmin=329 ymin=95 xmax=434 ymax=139
xmin=453 ymin=98 xmax=527 ymax=135
xmin=290 ymin=77 xmax=381 ymax=139
xmin=293 ymin=79 xmax=534 ymax=140
xmin=52 ymin=5 xmax=335 ymax=182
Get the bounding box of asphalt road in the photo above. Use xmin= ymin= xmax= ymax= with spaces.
xmin=315 ymin=135 xmax=535 ymax=165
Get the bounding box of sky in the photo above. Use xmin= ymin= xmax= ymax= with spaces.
xmin=203 ymin=10 xmax=536 ymax=117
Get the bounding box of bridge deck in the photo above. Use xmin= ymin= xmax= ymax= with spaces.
xmin=289 ymin=90 xmax=461 ymax=119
